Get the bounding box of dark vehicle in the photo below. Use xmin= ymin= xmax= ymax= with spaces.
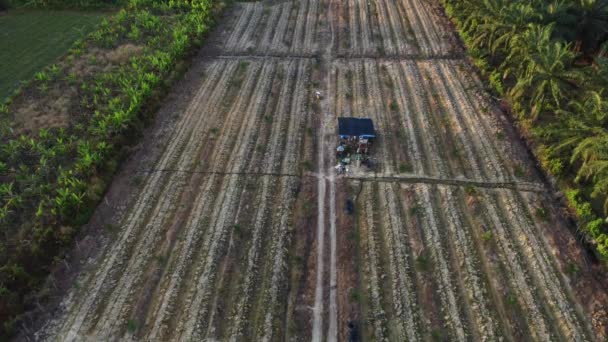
xmin=346 ymin=199 xmax=354 ymax=215
xmin=347 ymin=320 xmax=359 ymax=342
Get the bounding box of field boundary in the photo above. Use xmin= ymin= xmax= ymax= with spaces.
xmin=135 ymin=168 xmax=546 ymax=194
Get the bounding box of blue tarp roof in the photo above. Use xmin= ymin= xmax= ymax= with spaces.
xmin=338 ymin=117 xmax=375 ymax=138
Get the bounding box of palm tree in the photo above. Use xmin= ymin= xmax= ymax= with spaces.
xmin=507 ymin=37 xmax=583 ymax=119
xmin=541 ymin=92 xmax=608 ymax=213
xmin=462 ymin=0 xmax=540 ymax=54
xmin=543 ymin=92 xmax=607 ymax=154
xmin=571 ymin=133 xmax=608 ymax=214
xmin=569 ymin=0 xmax=608 ymax=54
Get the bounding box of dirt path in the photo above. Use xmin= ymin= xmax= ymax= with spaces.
xmin=25 ymin=0 xmax=608 ymax=340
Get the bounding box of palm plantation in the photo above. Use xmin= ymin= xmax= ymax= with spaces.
xmin=444 ymin=0 xmax=608 ymax=259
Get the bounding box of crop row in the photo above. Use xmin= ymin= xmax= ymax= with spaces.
xmin=223 ymin=0 xmax=320 ymax=56
xmin=356 ymin=181 xmax=591 ymax=340
xmin=223 ymin=0 xmax=455 ymax=57
xmin=40 ymin=58 xmax=314 ymax=340
xmin=335 ymin=0 xmax=455 ymax=56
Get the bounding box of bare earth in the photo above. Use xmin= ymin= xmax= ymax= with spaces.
xmin=28 ymin=0 xmax=608 ymax=341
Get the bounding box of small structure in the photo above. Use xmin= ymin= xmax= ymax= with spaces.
xmin=338 ymin=117 xmax=376 ymax=140
xmin=336 ymin=117 xmax=376 ymax=171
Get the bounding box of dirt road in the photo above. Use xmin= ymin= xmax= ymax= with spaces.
xmin=31 ymin=0 xmax=608 ymax=340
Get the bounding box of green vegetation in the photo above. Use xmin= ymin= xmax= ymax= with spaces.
xmin=0 ymin=0 xmax=221 ymax=337
xmin=0 ymin=10 xmax=104 ymax=100
xmin=442 ymin=0 xmax=608 ymax=260
xmin=6 ymin=0 xmax=123 ymax=9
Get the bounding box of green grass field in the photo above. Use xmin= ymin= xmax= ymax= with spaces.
xmin=0 ymin=10 xmax=104 ymax=100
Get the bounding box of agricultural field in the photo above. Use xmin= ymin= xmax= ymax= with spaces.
xmin=28 ymin=0 xmax=608 ymax=340
xmin=0 ymin=10 xmax=103 ymax=100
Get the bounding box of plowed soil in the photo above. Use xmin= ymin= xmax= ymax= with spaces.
xmin=24 ymin=0 xmax=608 ymax=341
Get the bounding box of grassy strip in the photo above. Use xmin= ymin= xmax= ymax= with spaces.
xmin=6 ymin=0 xmax=125 ymax=10
xmin=0 ymin=10 xmax=105 ymax=100
xmin=440 ymin=0 xmax=608 ymax=261
xmin=0 ymin=0 xmax=223 ymax=337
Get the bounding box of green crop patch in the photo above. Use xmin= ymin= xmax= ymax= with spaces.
xmin=0 ymin=10 xmax=103 ymax=100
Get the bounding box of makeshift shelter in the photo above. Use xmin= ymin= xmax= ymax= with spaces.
xmin=338 ymin=117 xmax=376 ymax=140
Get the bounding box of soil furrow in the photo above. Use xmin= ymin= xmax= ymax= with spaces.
xmin=382 ymin=0 xmax=410 ymax=55
xmin=96 ymin=60 xmax=253 ymax=337
xmin=259 ymin=5 xmax=281 ymax=52
xmin=385 ymin=62 xmax=425 ymax=174
xmin=433 ymin=61 xmax=507 ymax=180
xmin=164 ymin=62 xmax=263 ymax=337
xmin=440 ymin=186 xmax=502 ymax=340
xmin=356 ymin=0 xmax=374 ymax=54
xmin=480 ymin=195 xmax=554 ymax=340
xmin=53 ymin=60 xmax=230 ymax=340
xmin=380 ymin=182 xmax=420 ymax=340
xmin=227 ymin=61 xmax=298 ymax=340
xmin=500 ymin=191 xmax=589 ymax=340
xmin=363 ymin=60 xmax=395 ymax=173
xmin=359 ymin=183 xmax=388 ymax=340
xmin=225 ymin=3 xmax=254 ymax=51
xmin=396 ymin=0 xmax=430 ymax=55
xmin=236 ymin=3 xmax=263 ymax=53
xmin=418 ymin=61 xmax=485 ymax=180
xmin=270 ymin=2 xmax=292 ymax=53
xmin=415 ymin=184 xmax=467 ymax=340
xmin=347 ymin=0 xmax=359 ymax=54
xmin=371 ymin=0 xmax=396 ymax=55
xmin=304 ymin=0 xmax=319 ymax=54
xmin=31 ymin=1 xmax=607 ymax=341
xmin=290 ymin=0 xmax=310 ymax=53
